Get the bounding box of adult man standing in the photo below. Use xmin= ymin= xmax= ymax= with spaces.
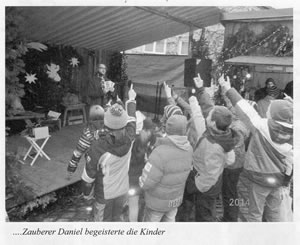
xmin=88 ymin=63 xmax=115 ymax=106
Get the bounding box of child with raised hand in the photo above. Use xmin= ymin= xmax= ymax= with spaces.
xmin=81 ymin=84 xmax=137 ymax=221
xmin=219 ymin=75 xmax=293 ymax=222
xmin=189 ymin=74 xmax=238 ymax=222
xmin=159 ymin=82 xmax=184 ymax=136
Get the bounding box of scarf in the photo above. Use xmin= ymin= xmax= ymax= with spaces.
xmin=205 ymin=126 xmax=238 ymax=152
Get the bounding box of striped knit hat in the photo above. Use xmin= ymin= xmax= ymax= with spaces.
xmin=161 ymin=105 xmax=183 ymax=124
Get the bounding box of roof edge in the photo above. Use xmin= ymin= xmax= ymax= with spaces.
xmin=225 ymin=56 xmax=293 ymax=66
xmin=221 ymin=8 xmax=293 ymax=22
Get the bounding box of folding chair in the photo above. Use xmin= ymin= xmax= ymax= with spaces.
xmin=23 ymin=126 xmax=51 ymax=166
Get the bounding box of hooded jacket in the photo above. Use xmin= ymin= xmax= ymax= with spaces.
xmin=226 ymin=88 xmax=293 ymax=187
xmin=140 ymin=135 xmax=193 ymax=212
xmin=257 ymin=95 xmax=275 ymax=118
xmin=190 ymin=89 xmax=237 ymax=193
xmin=81 ymin=100 xmax=136 ymax=202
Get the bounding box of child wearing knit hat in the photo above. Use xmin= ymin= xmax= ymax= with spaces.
xmin=222 ymin=119 xmax=250 ymax=222
xmin=81 ymin=84 xmax=137 ymax=221
xmin=220 ymin=75 xmax=293 ymax=222
xmin=159 ymin=104 xmax=183 ymax=134
xmin=139 ymin=114 xmax=193 ymax=222
xmin=188 ymin=75 xmax=238 ymax=222
xmin=155 ymin=82 xmax=184 ymax=139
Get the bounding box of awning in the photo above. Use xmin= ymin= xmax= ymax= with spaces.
xmin=225 ymin=56 xmax=293 ymax=66
xmin=16 ymin=6 xmax=221 ymax=51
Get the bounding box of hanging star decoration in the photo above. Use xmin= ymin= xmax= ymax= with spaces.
xmin=46 ymin=63 xmax=61 ymax=82
xmin=25 ymin=73 xmax=38 ymax=84
xmin=69 ymin=57 xmax=80 ymax=67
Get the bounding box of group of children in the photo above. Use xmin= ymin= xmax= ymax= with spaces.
xmin=67 ymin=75 xmax=293 ymax=222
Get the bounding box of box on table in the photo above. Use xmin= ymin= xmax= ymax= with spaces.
xmin=32 ymin=126 xmax=49 ymax=139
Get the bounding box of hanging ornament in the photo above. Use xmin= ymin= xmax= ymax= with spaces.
xmin=69 ymin=57 xmax=80 ymax=67
xmin=46 ymin=63 xmax=61 ymax=82
xmin=25 ymin=73 xmax=37 ymax=84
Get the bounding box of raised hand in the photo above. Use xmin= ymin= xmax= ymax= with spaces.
xmin=106 ymin=99 xmax=112 ymax=107
xmin=283 ymin=93 xmax=293 ymax=104
xmin=163 ymin=81 xmax=172 ymax=98
xmin=128 ymin=83 xmax=136 ymax=100
xmin=172 ymin=89 xmax=179 ymax=101
xmin=193 ymin=73 xmax=203 ymax=88
xmin=218 ymin=75 xmax=231 ymax=93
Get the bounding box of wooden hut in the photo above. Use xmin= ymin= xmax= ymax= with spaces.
xmin=221 ymin=8 xmax=293 ymax=90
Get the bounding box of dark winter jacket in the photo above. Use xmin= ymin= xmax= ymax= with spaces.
xmin=128 ymin=133 xmax=156 ymax=187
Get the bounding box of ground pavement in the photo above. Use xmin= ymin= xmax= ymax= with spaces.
xmin=21 ymin=192 xmax=223 ymax=222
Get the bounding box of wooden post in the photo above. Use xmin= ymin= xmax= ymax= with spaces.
xmin=123 ymin=80 xmax=129 ymax=102
xmin=188 ymin=26 xmax=193 ymax=58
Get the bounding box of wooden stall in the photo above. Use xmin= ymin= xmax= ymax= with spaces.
xmin=225 ymin=56 xmax=293 ymax=89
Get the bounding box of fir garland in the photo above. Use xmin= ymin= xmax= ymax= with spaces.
xmin=214 ymin=23 xmax=293 ymax=104
xmin=218 ymin=23 xmax=293 ymax=77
